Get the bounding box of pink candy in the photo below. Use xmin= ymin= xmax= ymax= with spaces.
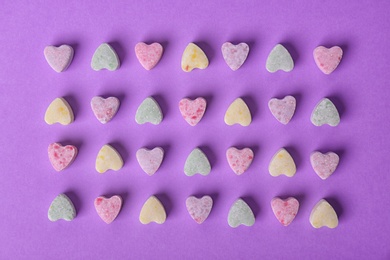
xmin=136 ymin=147 xmax=164 ymax=176
xmin=94 ymin=195 xmax=122 ymax=224
xmin=310 ymin=151 xmax=340 ymax=180
xmin=226 ymin=147 xmax=254 ymax=175
xmin=48 ymin=143 xmax=78 ymax=171
xmin=179 ymin=97 xmax=207 ymax=126
xmin=221 ymin=42 xmax=249 ymax=71
xmin=186 ymin=196 xmax=213 ymax=224
xmin=44 ymin=45 xmax=74 ymax=72
xmin=313 ymin=46 xmax=343 ymax=74
xmin=90 ymin=96 xmax=120 ymax=124
xmin=135 ymin=42 xmax=163 ymax=70
xmin=271 ymin=197 xmax=299 ymax=226
xmin=268 ymin=96 xmax=296 ymax=125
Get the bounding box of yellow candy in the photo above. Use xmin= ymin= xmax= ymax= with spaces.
xmin=310 ymin=199 xmax=338 ymax=228
xmin=268 ymin=148 xmax=296 ymax=177
xmin=44 ymin=97 xmax=74 ymax=125
xmin=224 ymin=98 xmax=252 ymax=126
xmin=181 ymin=43 xmax=209 ymax=72
xmin=139 ymin=196 xmax=166 ymax=224
xmin=95 ymin=144 xmax=123 ymax=173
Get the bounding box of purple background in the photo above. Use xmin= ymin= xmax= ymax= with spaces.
xmin=1 ymin=1 xmax=389 ymax=259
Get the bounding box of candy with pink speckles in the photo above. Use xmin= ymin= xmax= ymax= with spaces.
xmin=221 ymin=42 xmax=249 ymax=71
xmin=268 ymin=95 xmax=296 ymax=124
xmin=226 ymin=147 xmax=254 ymax=175
xmin=136 ymin=147 xmax=164 ymax=176
xmin=44 ymin=45 xmax=74 ymax=72
xmin=313 ymin=46 xmax=343 ymax=74
xmin=135 ymin=42 xmax=163 ymax=70
xmin=90 ymin=96 xmax=120 ymax=124
xmin=271 ymin=197 xmax=299 ymax=226
xmin=186 ymin=195 xmax=213 ymax=224
xmin=179 ymin=97 xmax=207 ymax=126
xmin=310 ymin=151 xmax=339 ymax=180
xmin=48 ymin=143 xmax=78 ymax=171
xmin=94 ymin=195 xmax=122 ymax=224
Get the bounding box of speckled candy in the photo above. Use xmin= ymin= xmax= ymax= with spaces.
xmin=228 ymin=198 xmax=255 ymax=228
xmin=44 ymin=97 xmax=74 ymax=125
xmin=94 ymin=195 xmax=122 ymax=224
xmin=184 ymin=148 xmax=211 ymax=176
xmin=44 ymin=45 xmax=74 ymax=72
xmin=221 ymin=42 xmax=249 ymax=71
xmin=135 ymin=97 xmax=163 ymax=125
xmin=310 ymin=199 xmax=339 ymax=229
xmin=224 ymin=98 xmax=252 ymax=126
xmin=179 ymin=97 xmax=207 ymax=126
xmin=135 ymin=42 xmax=163 ymax=70
xmin=181 ymin=43 xmax=209 ymax=72
xmin=271 ymin=197 xmax=299 ymax=226
xmin=91 ymin=96 xmax=120 ymax=124
xmin=311 ymin=98 xmax=340 ymax=127
xmin=48 ymin=194 xmax=76 ymax=222
xmin=48 ymin=143 xmax=78 ymax=171
xmin=269 ymin=148 xmax=296 ymax=177
xmin=313 ymin=46 xmax=343 ymax=74
xmin=186 ymin=196 xmax=213 ymax=224
xmin=226 ymin=147 xmax=254 ymax=175
xmin=91 ymin=43 xmax=120 ymax=71
xmin=95 ymin=144 xmax=123 ymax=173
xmin=136 ymin=147 xmax=164 ymax=176
xmin=310 ymin=151 xmax=339 ymax=180
xmin=268 ymin=95 xmax=296 ymax=124
xmin=139 ymin=196 xmax=166 ymax=224
xmin=266 ymin=44 xmax=294 ymax=72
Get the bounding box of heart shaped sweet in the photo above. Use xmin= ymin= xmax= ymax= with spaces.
xmin=224 ymin=98 xmax=252 ymax=126
xmin=186 ymin=195 xmax=213 ymax=224
xmin=48 ymin=143 xmax=78 ymax=171
xmin=221 ymin=42 xmax=249 ymax=71
xmin=268 ymin=95 xmax=296 ymax=124
xmin=91 ymin=96 xmax=120 ymax=124
xmin=228 ymin=198 xmax=255 ymax=228
xmin=44 ymin=97 xmax=74 ymax=125
xmin=271 ymin=197 xmax=299 ymax=226
xmin=310 ymin=199 xmax=338 ymax=228
xmin=269 ymin=148 xmax=296 ymax=177
xmin=135 ymin=97 xmax=163 ymax=125
xmin=136 ymin=147 xmax=164 ymax=175
xmin=94 ymin=195 xmax=122 ymax=224
xmin=181 ymin=43 xmax=209 ymax=72
xmin=139 ymin=196 xmax=166 ymax=224
xmin=266 ymin=44 xmax=294 ymax=72
xmin=95 ymin=144 xmax=123 ymax=173
xmin=313 ymin=46 xmax=343 ymax=74
xmin=310 ymin=151 xmax=339 ymax=180
xmin=226 ymin=147 xmax=254 ymax=175
xmin=184 ymin=148 xmax=211 ymax=176
xmin=48 ymin=194 xmax=76 ymax=221
xmin=135 ymin=42 xmax=163 ymax=70
xmin=311 ymin=98 xmax=340 ymax=127
xmin=91 ymin=43 xmax=120 ymax=71
xmin=44 ymin=45 xmax=74 ymax=72
xmin=179 ymin=97 xmax=207 ymax=126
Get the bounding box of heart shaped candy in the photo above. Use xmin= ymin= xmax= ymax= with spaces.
xmin=221 ymin=42 xmax=249 ymax=71
xmin=91 ymin=96 xmax=120 ymax=124
xmin=224 ymin=98 xmax=252 ymax=126
xmin=48 ymin=194 xmax=76 ymax=222
xmin=135 ymin=42 xmax=163 ymax=70
xmin=271 ymin=197 xmax=299 ymax=226
xmin=136 ymin=147 xmax=164 ymax=175
xmin=311 ymin=98 xmax=340 ymax=127
xmin=228 ymin=198 xmax=255 ymax=228
xmin=184 ymin=148 xmax=211 ymax=176
xmin=266 ymin=44 xmax=294 ymax=72
xmin=310 ymin=151 xmax=339 ymax=180
xmin=135 ymin=97 xmax=163 ymax=125
xmin=181 ymin=43 xmax=209 ymax=72
xmin=186 ymin=195 xmax=213 ymax=224
xmin=91 ymin=43 xmax=120 ymax=71
xmin=139 ymin=196 xmax=166 ymax=224
xmin=94 ymin=195 xmax=122 ymax=224
xmin=179 ymin=97 xmax=207 ymax=126
xmin=268 ymin=96 xmax=296 ymax=124
xmin=226 ymin=147 xmax=254 ymax=175
xmin=310 ymin=199 xmax=339 ymax=228
xmin=313 ymin=46 xmax=343 ymax=74
xmin=48 ymin=143 xmax=78 ymax=171
xmin=44 ymin=45 xmax=74 ymax=72
xmin=269 ymin=148 xmax=296 ymax=177
xmin=44 ymin=97 xmax=74 ymax=125
xmin=95 ymin=144 xmax=124 ymax=173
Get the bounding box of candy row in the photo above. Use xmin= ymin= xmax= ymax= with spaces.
xmin=44 ymin=95 xmax=341 ymax=127
xmin=49 ymin=193 xmax=339 ymax=228
xmin=44 ymin=42 xmax=343 ymax=74
xmin=49 ymin=143 xmax=339 ymax=180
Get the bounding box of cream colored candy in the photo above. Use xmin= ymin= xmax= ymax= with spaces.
xmin=181 ymin=43 xmax=209 ymax=72
xmin=95 ymin=144 xmax=123 ymax=173
xmin=269 ymin=148 xmax=296 ymax=177
xmin=224 ymin=98 xmax=252 ymax=126
xmin=310 ymin=199 xmax=339 ymax=228
xmin=44 ymin=98 xmax=74 ymax=125
xmin=139 ymin=196 xmax=166 ymax=224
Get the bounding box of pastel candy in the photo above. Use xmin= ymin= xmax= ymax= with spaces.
xmin=269 ymin=148 xmax=296 ymax=177
xmin=48 ymin=143 xmax=78 ymax=171
xmin=44 ymin=97 xmax=74 ymax=125
xmin=139 ymin=196 xmax=166 ymax=224
xmin=184 ymin=148 xmax=211 ymax=176
xmin=95 ymin=144 xmax=124 ymax=173
xmin=266 ymin=44 xmax=294 ymax=72
xmin=228 ymin=198 xmax=255 ymax=228
xmin=186 ymin=195 xmax=213 ymax=224
xmin=268 ymin=96 xmax=296 ymax=124
xmin=313 ymin=46 xmax=343 ymax=74
xmin=135 ymin=97 xmax=163 ymax=125
xmin=44 ymin=45 xmax=74 ymax=72
xmin=91 ymin=96 xmax=120 ymax=124
xmin=271 ymin=197 xmax=299 ymax=226
xmin=135 ymin=42 xmax=163 ymax=70
xmin=226 ymin=147 xmax=254 ymax=175
xmin=310 ymin=199 xmax=339 ymax=228
xmin=311 ymin=98 xmax=340 ymax=127
xmin=91 ymin=43 xmax=120 ymax=71
xmin=221 ymin=42 xmax=249 ymax=71
xmin=224 ymin=98 xmax=252 ymax=126
xmin=178 ymin=97 xmax=207 ymax=126
xmin=136 ymin=147 xmax=164 ymax=175
xmin=94 ymin=195 xmax=122 ymax=224
xmin=310 ymin=151 xmax=339 ymax=180
xmin=48 ymin=194 xmax=76 ymax=222
xmin=181 ymin=43 xmax=209 ymax=72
